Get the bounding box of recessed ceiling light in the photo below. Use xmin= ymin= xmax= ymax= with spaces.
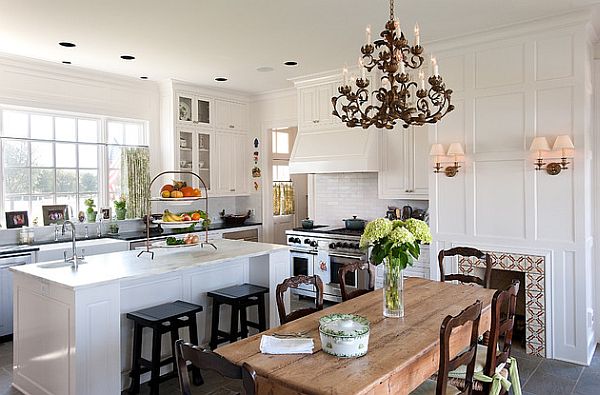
xmin=59 ymin=42 xmax=76 ymax=48
xmin=283 ymin=61 xmax=298 ymax=67
xmin=120 ymin=55 xmax=135 ymax=60
xmin=256 ymin=66 xmax=274 ymax=73
xmin=215 ymin=77 xmax=228 ymax=82
xmin=62 ymin=61 xmax=71 ymax=65
xmin=139 ymin=76 xmax=148 ymax=80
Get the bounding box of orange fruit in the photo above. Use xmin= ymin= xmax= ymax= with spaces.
xmin=180 ymin=186 xmax=194 ymax=197
xmin=191 ymin=212 xmax=201 ymax=221
xmin=192 ymin=188 xmax=201 ymax=197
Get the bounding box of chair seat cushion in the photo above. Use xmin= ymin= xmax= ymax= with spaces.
xmin=411 ymin=379 xmax=461 ymax=395
xmin=448 ymin=344 xmax=506 ymax=378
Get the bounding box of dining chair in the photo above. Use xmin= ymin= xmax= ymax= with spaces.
xmin=175 ymin=339 xmax=256 ymax=395
xmin=411 ymin=300 xmax=483 ymax=395
xmin=338 ymin=262 xmax=376 ymax=301
xmin=275 ymin=274 xmax=324 ymax=325
xmin=438 ymin=247 xmax=493 ymax=288
xmin=447 ymin=280 xmax=521 ymax=395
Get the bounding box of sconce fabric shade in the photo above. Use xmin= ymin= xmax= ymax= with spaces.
xmin=446 ymin=143 xmax=464 ymax=156
xmin=529 ymin=137 xmax=551 ymax=152
xmin=552 ymin=135 xmax=574 ymax=151
xmin=429 ymin=143 xmax=445 ymax=156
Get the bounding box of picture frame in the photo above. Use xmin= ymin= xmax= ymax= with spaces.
xmin=6 ymin=211 xmax=28 ymax=229
xmin=100 ymin=207 xmax=111 ymax=220
xmin=42 ymin=205 xmax=69 ymax=226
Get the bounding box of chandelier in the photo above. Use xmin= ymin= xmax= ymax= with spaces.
xmin=332 ymin=0 xmax=454 ymax=129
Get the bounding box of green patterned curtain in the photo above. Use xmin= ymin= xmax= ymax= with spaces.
xmin=121 ymin=148 xmax=150 ymax=218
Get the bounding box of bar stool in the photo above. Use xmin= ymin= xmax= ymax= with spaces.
xmin=127 ymin=300 xmax=203 ymax=395
xmin=207 ymin=283 xmax=269 ymax=350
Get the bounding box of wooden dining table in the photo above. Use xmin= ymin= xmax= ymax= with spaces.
xmin=216 ymin=277 xmax=497 ymax=395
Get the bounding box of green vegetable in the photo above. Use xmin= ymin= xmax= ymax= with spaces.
xmin=166 ymin=237 xmax=177 ymax=245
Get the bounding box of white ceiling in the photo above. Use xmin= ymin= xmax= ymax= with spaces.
xmin=0 ymin=0 xmax=598 ymax=94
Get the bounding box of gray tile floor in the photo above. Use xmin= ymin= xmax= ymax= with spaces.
xmin=2 ymin=337 xmax=599 ymax=394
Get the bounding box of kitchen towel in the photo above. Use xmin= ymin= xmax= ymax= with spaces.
xmin=259 ymin=335 xmax=314 ymax=354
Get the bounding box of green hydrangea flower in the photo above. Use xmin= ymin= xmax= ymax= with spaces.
xmin=359 ymin=218 xmax=392 ymax=248
xmin=389 ymin=226 xmax=415 ymax=245
xmin=404 ymin=218 xmax=432 ymax=244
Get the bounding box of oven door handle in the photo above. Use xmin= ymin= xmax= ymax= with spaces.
xmin=328 ymin=252 xmax=366 ymax=260
xmin=290 ymin=249 xmax=317 ymax=255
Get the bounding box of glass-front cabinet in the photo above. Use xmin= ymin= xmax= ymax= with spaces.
xmin=177 ymin=128 xmax=211 ymax=190
xmin=177 ymin=94 xmax=211 ymax=126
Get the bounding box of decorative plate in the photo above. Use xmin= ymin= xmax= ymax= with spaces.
xmin=152 ymin=240 xmax=199 ymax=248
xmin=152 ymin=220 xmax=201 ymax=228
xmin=179 ymin=102 xmax=191 ymax=121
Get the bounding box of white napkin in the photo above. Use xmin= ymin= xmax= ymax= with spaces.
xmin=259 ymin=335 xmax=314 ymax=355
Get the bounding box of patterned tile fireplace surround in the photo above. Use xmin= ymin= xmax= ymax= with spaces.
xmin=458 ymin=252 xmax=546 ymax=357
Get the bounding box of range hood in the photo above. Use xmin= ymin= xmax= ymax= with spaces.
xmin=289 ymin=127 xmax=379 ymax=174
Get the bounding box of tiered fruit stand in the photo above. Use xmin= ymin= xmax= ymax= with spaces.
xmin=137 ymin=170 xmax=216 ymax=259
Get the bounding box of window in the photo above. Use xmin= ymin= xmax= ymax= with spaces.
xmin=0 ymin=107 xmax=148 ymax=224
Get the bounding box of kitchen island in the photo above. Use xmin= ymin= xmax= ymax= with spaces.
xmin=9 ymin=239 xmax=289 ymax=395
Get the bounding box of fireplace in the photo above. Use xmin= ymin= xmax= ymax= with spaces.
xmin=458 ymin=252 xmax=546 ymax=357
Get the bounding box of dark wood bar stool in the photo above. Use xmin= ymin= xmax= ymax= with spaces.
xmin=208 ymin=283 xmax=269 ymax=350
xmin=127 ymin=300 xmax=203 ymax=395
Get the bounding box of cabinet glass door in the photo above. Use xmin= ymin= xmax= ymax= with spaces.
xmin=178 ymin=95 xmax=194 ymax=123
xmin=178 ymin=130 xmax=194 ymax=187
xmin=197 ymin=99 xmax=210 ymax=125
xmin=197 ymin=132 xmax=210 ymax=190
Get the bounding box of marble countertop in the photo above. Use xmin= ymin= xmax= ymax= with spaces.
xmin=11 ymin=239 xmax=288 ymax=290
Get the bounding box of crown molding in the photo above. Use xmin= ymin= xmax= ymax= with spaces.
xmin=250 ymin=87 xmax=296 ymax=102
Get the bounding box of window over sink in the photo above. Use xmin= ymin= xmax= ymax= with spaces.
xmin=0 ymin=106 xmax=148 ymax=225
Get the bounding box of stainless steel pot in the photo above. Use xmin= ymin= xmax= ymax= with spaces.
xmin=343 ymin=216 xmax=366 ymax=230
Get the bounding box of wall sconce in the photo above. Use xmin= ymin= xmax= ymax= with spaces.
xmin=430 ymin=142 xmax=464 ymax=177
xmin=529 ymin=135 xmax=574 ymax=175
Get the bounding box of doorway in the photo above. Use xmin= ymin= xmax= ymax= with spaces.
xmin=271 ymin=127 xmax=307 ymax=244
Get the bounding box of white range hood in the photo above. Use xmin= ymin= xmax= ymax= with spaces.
xmin=289 ymin=127 xmax=379 ymax=174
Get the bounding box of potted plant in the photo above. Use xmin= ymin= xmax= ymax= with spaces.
xmin=359 ymin=218 xmax=432 ymax=318
xmin=84 ymin=198 xmax=97 ymax=222
xmin=114 ymin=195 xmax=127 ymax=220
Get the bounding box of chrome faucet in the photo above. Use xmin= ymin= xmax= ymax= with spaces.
xmin=62 ymin=220 xmax=84 ymax=268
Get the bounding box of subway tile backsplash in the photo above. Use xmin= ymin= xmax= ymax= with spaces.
xmin=312 ymin=172 xmax=428 ymax=227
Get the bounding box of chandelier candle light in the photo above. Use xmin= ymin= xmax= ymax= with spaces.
xmin=332 ymin=0 xmax=454 ymax=129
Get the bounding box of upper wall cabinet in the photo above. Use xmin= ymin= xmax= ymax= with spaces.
xmin=177 ymin=93 xmax=211 ymax=126
xmin=215 ymin=99 xmax=248 ymax=131
xmin=378 ymin=127 xmax=429 ymax=200
xmin=298 ymin=83 xmax=336 ymax=129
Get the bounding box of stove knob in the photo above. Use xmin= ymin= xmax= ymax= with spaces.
xmin=342 ymin=242 xmax=349 ymax=248
xmin=304 ymin=239 xmax=311 ymax=244
xmin=288 ymin=237 xmax=295 ymax=243
xmin=293 ymin=238 xmax=300 ymax=243
xmin=335 ymin=242 xmax=343 ymax=248
xmin=310 ymin=241 xmax=318 ymax=247
xmin=353 ymin=243 xmax=361 ymax=249
xmin=329 ymin=243 xmax=336 ymax=249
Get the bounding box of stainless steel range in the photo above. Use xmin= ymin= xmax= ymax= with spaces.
xmin=286 ymin=226 xmax=370 ymax=303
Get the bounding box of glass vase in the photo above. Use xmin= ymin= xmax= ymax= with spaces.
xmin=383 ymin=258 xmax=404 ymax=318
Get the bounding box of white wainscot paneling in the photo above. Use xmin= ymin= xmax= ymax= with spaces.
xmin=536 ymin=35 xmax=573 ymax=81
xmin=536 ymin=86 xmax=573 ymax=136
xmin=476 ymin=44 xmax=524 ymax=88
xmin=436 ymin=98 xmax=465 ymax=143
xmin=536 ymin=170 xmax=574 ymax=242
xmin=475 ymin=93 xmax=525 ymax=153
xmin=555 ymin=251 xmax=577 ymax=352
xmin=436 ymin=54 xmax=465 ymax=92
xmin=474 ymin=160 xmax=526 ymax=239
xmin=437 ymin=172 xmax=466 ymax=235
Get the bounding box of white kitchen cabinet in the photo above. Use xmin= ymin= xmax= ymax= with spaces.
xmin=177 ymin=93 xmax=211 ymax=126
xmin=176 ymin=126 xmax=212 ymax=191
xmin=214 ymin=131 xmax=249 ymax=196
xmin=0 ymin=267 xmax=13 ymax=336
xmin=378 ymin=127 xmax=429 ymax=200
xmin=214 ymin=99 xmax=248 ymax=131
xmin=298 ymin=83 xmax=335 ymax=129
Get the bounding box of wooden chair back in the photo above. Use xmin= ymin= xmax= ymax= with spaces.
xmin=338 ymin=262 xmax=376 ymax=301
xmin=482 ymin=280 xmax=520 ymax=384
xmin=175 ymin=339 xmax=256 ymax=395
xmin=438 ymin=247 xmax=492 ymax=288
xmin=276 ymin=274 xmax=324 ymax=324
xmin=437 ymin=300 xmax=483 ymax=395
